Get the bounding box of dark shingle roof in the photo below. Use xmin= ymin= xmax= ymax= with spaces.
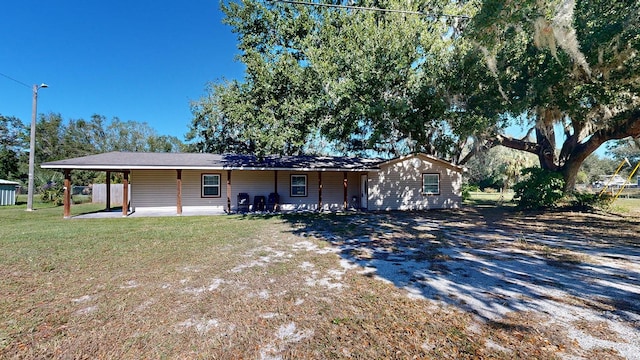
xmin=41 ymin=152 xmax=384 ymax=171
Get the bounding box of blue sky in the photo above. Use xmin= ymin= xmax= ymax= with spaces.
xmin=1 ymin=0 xmax=244 ymax=140
xmin=0 ymin=1 xmax=609 ymax=158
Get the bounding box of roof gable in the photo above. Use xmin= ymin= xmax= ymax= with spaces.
xmin=378 ymin=153 xmax=463 ymax=173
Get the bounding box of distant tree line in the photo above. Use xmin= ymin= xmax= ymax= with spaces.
xmin=0 ymin=113 xmax=184 ymax=187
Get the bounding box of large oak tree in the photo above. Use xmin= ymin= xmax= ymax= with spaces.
xmin=467 ymin=0 xmax=640 ymax=190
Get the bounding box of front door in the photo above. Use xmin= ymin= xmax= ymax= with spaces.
xmin=360 ymin=174 xmax=368 ymax=210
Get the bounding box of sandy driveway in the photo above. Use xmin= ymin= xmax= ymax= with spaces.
xmin=291 ymin=208 xmax=640 ymax=359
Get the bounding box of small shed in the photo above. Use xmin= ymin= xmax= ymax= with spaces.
xmin=0 ymin=179 xmax=20 ymax=206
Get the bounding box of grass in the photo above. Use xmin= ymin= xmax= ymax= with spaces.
xmin=1 ymin=203 xmax=638 ymax=358
xmin=607 ymin=197 xmax=640 ymax=214
xmin=467 ymin=190 xmax=640 ymax=215
xmin=465 ymin=191 xmax=515 ymax=207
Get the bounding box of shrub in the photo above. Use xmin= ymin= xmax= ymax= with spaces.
xmin=513 ymin=167 xmax=565 ymax=209
xmin=40 ymin=181 xmax=64 ymax=206
xmin=570 ymin=191 xmax=611 ymax=209
xmin=478 ymin=176 xmax=502 ymax=192
xmin=461 ymin=184 xmax=480 ymax=200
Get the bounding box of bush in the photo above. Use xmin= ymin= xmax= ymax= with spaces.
xmin=461 ymin=184 xmax=480 ymax=200
xmin=570 ymin=191 xmax=612 ymax=209
xmin=513 ymin=167 xmax=565 ymax=209
xmin=478 ymin=176 xmax=502 ymax=192
xmin=40 ymin=181 xmax=64 ymax=206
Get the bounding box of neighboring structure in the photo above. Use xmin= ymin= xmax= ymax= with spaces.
xmin=0 ymin=179 xmax=20 ymax=206
xmin=41 ymin=152 xmax=463 ymax=218
xmin=594 ymin=175 xmax=628 ymax=189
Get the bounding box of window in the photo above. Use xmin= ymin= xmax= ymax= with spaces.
xmin=290 ymin=174 xmax=307 ymax=197
xmin=202 ymin=174 xmax=221 ymax=197
xmin=422 ymin=174 xmax=440 ymax=195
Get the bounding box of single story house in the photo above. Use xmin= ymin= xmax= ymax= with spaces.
xmin=41 ymin=152 xmax=463 ymax=218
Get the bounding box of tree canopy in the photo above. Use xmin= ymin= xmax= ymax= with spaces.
xmin=0 ymin=115 xmax=26 ymax=179
xmin=188 ymin=0 xmax=480 ymax=159
xmin=189 ymin=0 xmax=640 ymax=192
xmin=0 ymin=112 xmax=184 ymax=186
xmin=467 ymin=0 xmax=640 ymax=189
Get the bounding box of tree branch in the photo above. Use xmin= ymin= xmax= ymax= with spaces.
xmin=574 ymin=109 xmax=640 ymax=163
xmin=491 ymin=134 xmax=541 ymax=154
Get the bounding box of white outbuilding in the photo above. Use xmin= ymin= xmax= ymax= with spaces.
xmin=0 ymin=179 xmax=20 ymax=206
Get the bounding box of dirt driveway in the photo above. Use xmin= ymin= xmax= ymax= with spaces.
xmin=286 ymin=207 xmax=640 ymax=359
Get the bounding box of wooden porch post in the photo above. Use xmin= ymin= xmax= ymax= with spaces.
xmin=176 ymin=169 xmax=182 ymax=216
xmin=122 ymin=171 xmax=129 ymax=217
xmin=318 ymin=171 xmax=323 ymax=211
xmin=274 ymin=170 xmax=278 ymax=193
xmin=343 ymin=171 xmax=348 ymax=210
xmin=227 ymin=170 xmax=232 ymax=213
xmin=63 ymin=169 xmax=71 ymax=219
xmin=105 ymin=170 xmax=111 ymax=211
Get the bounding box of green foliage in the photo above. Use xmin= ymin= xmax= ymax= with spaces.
xmin=569 ymin=191 xmax=611 ymax=210
xmin=578 ymin=153 xmax=619 ymax=184
xmin=467 ymin=0 xmax=640 ymax=190
xmin=461 ymin=183 xmax=480 ymax=200
xmin=3 ymin=112 xmax=186 ymax=186
xmin=465 ymin=146 xmax=537 ymax=190
xmin=0 ymin=114 xmax=27 ymax=180
xmin=607 ymin=138 xmax=640 ymax=169
xmin=189 ymin=0 xmax=482 ymax=159
xmin=39 ymin=180 xmax=64 ymax=206
xmin=513 ymin=167 xmax=565 ymax=209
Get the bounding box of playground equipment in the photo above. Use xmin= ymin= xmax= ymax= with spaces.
xmin=598 ymin=158 xmax=631 ymax=198
xmin=610 ymin=161 xmax=640 ymax=203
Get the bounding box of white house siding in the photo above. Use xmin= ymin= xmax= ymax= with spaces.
xmin=131 ymin=169 xmax=373 ymax=213
xmin=228 ymin=170 xmax=277 ymax=211
xmin=130 ymin=170 xmax=176 ymax=210
xmin=276 ymin=171 xmax=319 ymax=211
xmin=181 ymin=170 xmax=227 ymax=212
xmin=367 ymin=154 xmax=462 ymax=210
xmin=132 ymin=169 xmax=228 ymax=213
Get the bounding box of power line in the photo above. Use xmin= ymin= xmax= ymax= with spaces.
xmin=270 ymin=0 xmax=470 ymax=19
xmin=0 ymin=72 xmax=31 ymax=89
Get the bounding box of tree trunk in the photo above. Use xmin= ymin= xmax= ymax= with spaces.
xmin=561 ymin=159 xmax=583 ymax=192
xmin=535 ymin=127 xmax=558 ymax=171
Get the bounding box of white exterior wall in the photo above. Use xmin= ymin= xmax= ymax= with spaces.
xmin=130 ymin=170 xmax=176 ymax=210
xmin=0 ymin=184 xmax=18 ymax=206
xmin=182 ymin=170 xmax=227 ymax=212
xmin=131 ymin=169 xmax=366 ymax=213
xmin=367 ymin=154 xmax=462 ymax=210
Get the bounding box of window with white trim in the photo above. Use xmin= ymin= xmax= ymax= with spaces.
xmin=290 ymin=174 xmax=307 ymax=197
xmin=202 ymin=173 xmax=221 ymax=197
xmin=422 ymin=173 xmax=440 ymax=195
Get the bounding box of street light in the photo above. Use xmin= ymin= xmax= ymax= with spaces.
xmin=26 ymin=83 xmax=48 ymax=211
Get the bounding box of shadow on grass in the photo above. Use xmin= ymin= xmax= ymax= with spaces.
xmin=277 ymin=206 xmax=640 ymax=327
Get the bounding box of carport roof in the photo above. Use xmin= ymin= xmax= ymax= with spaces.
xmin=41 ymin=151 xmax=384 ymax=171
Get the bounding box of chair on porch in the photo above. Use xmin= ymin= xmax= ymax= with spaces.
xmin=253 ymin=195 xmax=266 ymax=212
xmin=266 ymin=192 xmax=279 ymax=212
xmin=237 ymin=193 xmax=250 ymax=213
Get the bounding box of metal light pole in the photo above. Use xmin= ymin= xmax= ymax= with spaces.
xmin=26 ymin=83 xmax=48 ymax=211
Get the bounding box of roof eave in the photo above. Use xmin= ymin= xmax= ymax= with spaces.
xmin=40 ymin=164 xmax=380 ymax=172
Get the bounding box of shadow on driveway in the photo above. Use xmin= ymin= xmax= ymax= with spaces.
xmin=281 ymin=208 xmax=640 ymax=330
